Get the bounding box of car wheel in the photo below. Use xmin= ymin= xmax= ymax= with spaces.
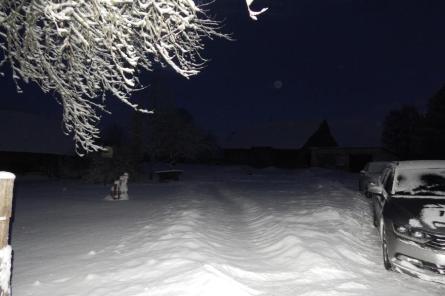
xmin=382 ymin=226 xmax=392 ymax=271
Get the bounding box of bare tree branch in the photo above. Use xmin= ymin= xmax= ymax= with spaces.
xmin=0 ymin=0 xmax=229 ymax=154
xmin=245 ymin=0 xmax=267 ymax=20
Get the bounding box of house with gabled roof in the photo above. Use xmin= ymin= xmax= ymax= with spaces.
xmin=222 ymin=120 xmax=338 ymax=168
xmin=222 ymin=120 xmax=397 ymax=171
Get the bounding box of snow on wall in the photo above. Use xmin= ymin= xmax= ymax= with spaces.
xmin=0 ymin=245 xmax=11 ymax=294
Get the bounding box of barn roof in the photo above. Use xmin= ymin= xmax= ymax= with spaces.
xmin=221 ymin=119 xmax=381 ymax=150
xmin=222 ymin=121 xmax=321 ymax=149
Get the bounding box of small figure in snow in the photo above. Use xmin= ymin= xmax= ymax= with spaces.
xmin=111 ymin=180 xmax=120 ymax=200
xmin=119 ymin=172 xmax=129 ymax=200
xmin=105 ymin=172 xmax=129 ymax=201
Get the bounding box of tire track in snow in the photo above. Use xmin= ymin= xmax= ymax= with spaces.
xmin=200 ymin=183 xmax=333 ymax=294
xmin=207 ymin=172 xmax=445 ymax=296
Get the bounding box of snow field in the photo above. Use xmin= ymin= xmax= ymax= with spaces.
xmin=11 ymin=167 xmax=445 ymax=295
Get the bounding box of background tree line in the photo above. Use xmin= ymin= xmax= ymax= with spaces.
xmin=85 ymin=107 xmax=220 ymax=183
xmin=83 ymin=73 xmax=220 ymax=183
xmin=382 ymin=84 xmax=445 ymax=160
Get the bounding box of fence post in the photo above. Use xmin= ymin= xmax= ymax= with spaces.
xmin=0 ymin=172 xmax=15 ymax=296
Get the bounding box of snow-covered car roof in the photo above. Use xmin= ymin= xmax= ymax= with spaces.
xmin=395 ymin=160 xmax=445 ymax=170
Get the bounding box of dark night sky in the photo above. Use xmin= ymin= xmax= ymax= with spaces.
xmin=2 ymin=0 xmax=445 ymax=148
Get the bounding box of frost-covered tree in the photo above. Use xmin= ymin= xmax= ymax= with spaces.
xmin=145 ymin=108 xmax=208 ymax=165
xmin=0 ymin=0 xmax=266 ymax=154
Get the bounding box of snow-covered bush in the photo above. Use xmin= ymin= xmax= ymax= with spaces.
xmin=0 ymin=0 xmax=265 ymax=155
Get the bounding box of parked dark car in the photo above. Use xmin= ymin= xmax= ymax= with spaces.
xmin=369 ymin=161 xmax=445 ymax=283
xmin=359 ymin=161 xmax=390 ymax=197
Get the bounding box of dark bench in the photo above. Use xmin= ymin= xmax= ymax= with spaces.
xmin=154 ymin=170 xmax=183 ymax=182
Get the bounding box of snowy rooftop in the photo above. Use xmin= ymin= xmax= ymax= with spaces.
xmin=0 ymin=111 xmax=75 ymax=155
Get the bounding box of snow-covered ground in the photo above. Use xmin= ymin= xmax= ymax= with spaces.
xmin=10 ymin=167 xmax=444 ymax=295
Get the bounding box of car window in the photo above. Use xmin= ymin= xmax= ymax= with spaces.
xmin=363 ymin=163 xmax=369 ymax=171
xmin=384 ymin=171 xmax=394 ymax=194
xmin=368 ymin=162 xmax=389 ymax=173
xmin=380 ymin=169 xmax=390 ymax=185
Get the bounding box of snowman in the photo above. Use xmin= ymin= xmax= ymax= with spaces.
xmin=119 ymin=172 xmax=129 ymax=200
xmin=105 ymin=172 xmax=129 ymax=201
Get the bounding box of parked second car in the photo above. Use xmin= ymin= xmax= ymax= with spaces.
xmin=359 ymin=161 xmax=390 ymax=197
xmin=369 ymin=160 xmax=445 ymax=283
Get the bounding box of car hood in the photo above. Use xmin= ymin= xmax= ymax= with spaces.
xmin=389 ymin=198 xmax=445 ymax=232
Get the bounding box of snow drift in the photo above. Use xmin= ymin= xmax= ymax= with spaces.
xmin=11 ymin=167 xmax=444 ymax=295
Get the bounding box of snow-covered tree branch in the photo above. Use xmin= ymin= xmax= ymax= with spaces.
xmin=0 ymin=0 xmax=264 ymax=154
xmin=245 ymin=0 xmax=268 ymax=20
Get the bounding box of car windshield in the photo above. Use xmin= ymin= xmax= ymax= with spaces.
xmin=395 ymin=168 xmax=445 ymax=197
xmin=367 ymin=162 xmax=388 ymax=173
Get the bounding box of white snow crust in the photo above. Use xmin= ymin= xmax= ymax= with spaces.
xmin=11 ymin=166 xmax=444 ymax=295
xmin=0 ymin=172 xmax=15 ymax=180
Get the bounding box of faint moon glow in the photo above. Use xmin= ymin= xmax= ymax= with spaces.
xmin=273 ymin=80 xmax=283 ymax=89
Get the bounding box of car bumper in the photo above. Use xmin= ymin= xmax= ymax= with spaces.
xmin=386 ymin=226 xmax=445 ymax=283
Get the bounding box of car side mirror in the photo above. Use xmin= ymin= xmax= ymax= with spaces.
xmin=368 ymin=184 xmax=383 ymax=195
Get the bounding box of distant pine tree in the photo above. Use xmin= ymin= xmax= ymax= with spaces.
xmin=423 ymin=85 xmax=445 ymax=158
xmin=381 ymin=106 xmax=422 ymax=159
xmin=427 ymin=85 xmax=445 ymax=128
xmin=145 ymin=108 xmax=210 ymax=165
xmin=303 ymin=120 xmax=338 ymax=148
